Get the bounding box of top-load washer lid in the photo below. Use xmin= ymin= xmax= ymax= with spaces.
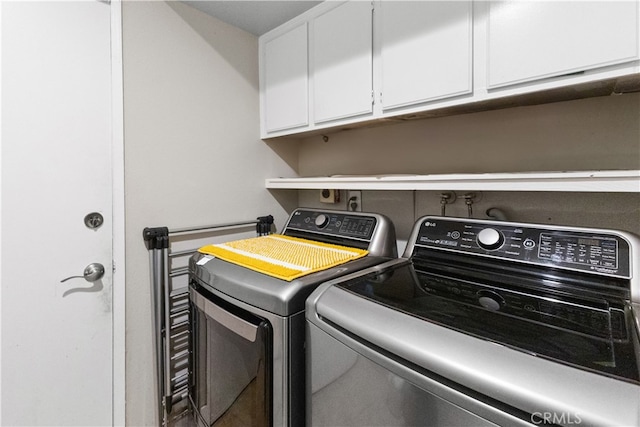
xmin=332 ymin=216 xmax=640 ymax=384
xmin=335 ymin=259 xmax=640 ymax=384
xmin=308 ymin=263 xmax=640 ymax=427
xmin=189 ymin=208 xmax=397 ymax=316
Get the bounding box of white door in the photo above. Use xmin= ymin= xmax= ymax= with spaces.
xmin=1 ymin=1 xmax=116 ymax=425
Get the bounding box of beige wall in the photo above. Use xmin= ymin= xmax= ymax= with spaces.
xmin=122 ymin=2 xmax=297 ymax=425
xmin=298 ymin=93 xmax=640 ymax=176
xmin=296 ymin=93 xmax=640 ymax=242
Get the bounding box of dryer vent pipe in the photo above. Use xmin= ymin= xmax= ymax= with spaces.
xmin=486 ymin=207 xmax=508 ymax=221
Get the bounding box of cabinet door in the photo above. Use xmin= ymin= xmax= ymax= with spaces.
xmin=488 ymin=1 xmax=639 ymax=89
xmin=263 ymin=23 xmax=308 ymax=133
xmin=313 ymin=1 xmax=373 ymax=123
xmin=380 ymin=1 xmax=472 ymax=111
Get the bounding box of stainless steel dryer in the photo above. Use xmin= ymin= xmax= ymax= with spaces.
xmin=307 ymin=216 xmax=640 ymax=426
xmin=189 ymin=208 xmax=397 ymax=427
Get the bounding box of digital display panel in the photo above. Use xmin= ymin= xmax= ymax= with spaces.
xmin=578 ymin=238 xmax=601 ymax=246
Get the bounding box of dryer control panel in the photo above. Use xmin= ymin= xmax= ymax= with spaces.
xmin=285 ymin=209 xmax=377 ymax=241
xmin=412 ymin=217 xmax=632 ymax=279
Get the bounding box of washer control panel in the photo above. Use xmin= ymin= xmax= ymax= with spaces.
xmin=285 ymin=209 xmax=377 ymax=240
xmin=414 ymin=217 xmax=631 ymax=278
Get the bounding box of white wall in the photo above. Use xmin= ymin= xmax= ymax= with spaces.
xmin=122 ymin=2 xmax=297 ymax=425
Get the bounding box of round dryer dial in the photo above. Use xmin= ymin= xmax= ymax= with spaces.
xmin=315 ymin=214 xmax=329 ymax=228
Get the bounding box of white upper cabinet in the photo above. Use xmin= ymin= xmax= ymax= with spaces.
xmin=312 ymin=1 xmax=373 ymax=123
xmin=259 ymin=0 xmax=640 ymax=138
xmin=261 ymin=23 xmax=309 ymax=134
xmin=379 ymin=1 xmax=472 ymax=111
xmin=487 ymin=1 xmax=639 ymax=89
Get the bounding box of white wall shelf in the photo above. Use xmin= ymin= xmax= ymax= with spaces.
xmin=266 ymin=170 xmax=640 ymax=192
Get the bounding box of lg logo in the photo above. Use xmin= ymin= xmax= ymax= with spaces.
xmin=424 ymin=221 xmax=437 ymax=227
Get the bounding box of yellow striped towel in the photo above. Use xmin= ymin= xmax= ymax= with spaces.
xmin=198 ymin=234 xmax=368 ymax=282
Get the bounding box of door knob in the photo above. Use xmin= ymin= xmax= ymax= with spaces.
xmin=61 ymin=263 xmax=105 ymax=283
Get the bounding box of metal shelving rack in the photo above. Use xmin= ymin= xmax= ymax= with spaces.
xmin=143 ymin=215 xmax=274 ymax=426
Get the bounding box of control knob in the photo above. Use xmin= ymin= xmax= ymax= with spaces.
xmin=477 ymin=228 xmax=504 ymax=250
xmin=315 ymin=214 xmax=329 ymax=228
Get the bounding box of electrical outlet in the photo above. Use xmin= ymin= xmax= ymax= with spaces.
xmin=347 ymin=190 xmax=362 ymax=212
xmin=320 ymin=189 xmax=339 ymax=203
